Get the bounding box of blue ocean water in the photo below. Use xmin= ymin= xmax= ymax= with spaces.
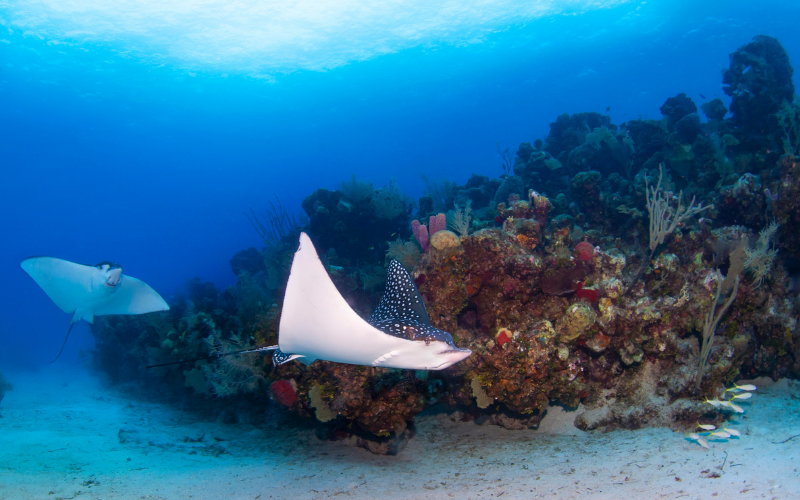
xmin=3 ymin=2 xmax=800 ymax=498
xmin=0 ymin=0 xmax=797 ymax=367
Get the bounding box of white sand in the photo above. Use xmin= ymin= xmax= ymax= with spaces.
xmin=1 ymin=367 xmax=798 ymax=500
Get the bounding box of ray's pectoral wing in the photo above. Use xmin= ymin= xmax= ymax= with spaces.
xmin=278 ymin=233 xmax=471 ymax=369
xmin=369 ymin=259 xmax=431 ymax=326
xmin=272 ymin=349 xmax=306 ymax=366
xmin=92 ymin=275 xmax=170 ymax=316
xmin=22 ymin=256 xmax=169 ymax=363
xmin=20 ymin=256 xmax=99 ymax=313
xmin=279 ymin=233 xmax=396 ymax=364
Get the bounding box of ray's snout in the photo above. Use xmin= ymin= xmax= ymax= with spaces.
xmin=436 ymin=347 xmax=472 ymax=369
xmin=105 ymin=267 xmax=122 ymax=287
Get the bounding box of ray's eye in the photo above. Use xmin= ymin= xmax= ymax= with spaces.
xmin=425 ymin=339 xmax=430 ymax=346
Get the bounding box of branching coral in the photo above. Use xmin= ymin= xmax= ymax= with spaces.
xmin=371 ymin=180 xmax=408 ymax=219
xmin=422 ymin=175 xmax=458 ymax=212
xmin=448 ymin=199 xmax=472 ymax=237
xmin=744 ymin=222 xmax=780 ymax=287
xmin=339 ymin=175 xmax=374 ymax=203
xmin=386 ymin=238 xmax=421 ymax=269
xmin=201 ymin=332 xmax=267 ymax=397
xmin=245 ymin=195 xmax=303 ymax=249
xmin=646 ymin=165 xmax=711 ymax=251
xmin=695 ymin=271 xmax=740 ymax=391
xmin=777 ymin=102 xmax=800 ymax=155
xmin=625 ymin=165 xmax=711 ymax=294
xmin=358 ymin=265 xmax=386 ymax=291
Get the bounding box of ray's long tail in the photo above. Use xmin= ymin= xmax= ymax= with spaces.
xmin=50 ymin=322 xmax=76 ymax=363
xmin=144 ymin=345 xmax=279 ymax=369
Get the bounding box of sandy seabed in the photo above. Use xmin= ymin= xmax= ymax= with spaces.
xmin=0 ymin=367 xmax=798 ymax=500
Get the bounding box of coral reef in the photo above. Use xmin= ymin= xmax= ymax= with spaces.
xmin=723 ymin=35 xmax=795 ymax=142
xmin=230 ymin=247 xmax=267 ymax=277
xmin=303 ymin=177 xmax=413 ymax=266
xmin=89 ymin=35 xmax=800 ymax=454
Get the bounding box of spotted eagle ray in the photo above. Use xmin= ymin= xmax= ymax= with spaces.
xmin=21 ymin=257 xmax=170 ymax=361
xmin=262 ymin=232 xmax=472 ymax=370
xmin=147 ymin=232 xmax=471 ymax=370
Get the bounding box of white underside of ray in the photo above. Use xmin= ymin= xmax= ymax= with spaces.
xmin=21 ymin=257 xmax=169 ymax=324
xmin=279 ymin=233 xmax=416 ymax=367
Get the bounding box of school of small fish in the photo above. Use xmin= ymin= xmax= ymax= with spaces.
xmin=687 ymin=383 xmax=757 ymax=449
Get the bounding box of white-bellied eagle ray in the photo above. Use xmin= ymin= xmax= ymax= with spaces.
xmin=21 ymin=257 xmax=170 ymax=361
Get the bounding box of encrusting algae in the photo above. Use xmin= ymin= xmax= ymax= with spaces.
xmin=471 ymin=376 xmax=493 ymax=409
xmin=309 ymin=384 xmax=336 ymax=423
